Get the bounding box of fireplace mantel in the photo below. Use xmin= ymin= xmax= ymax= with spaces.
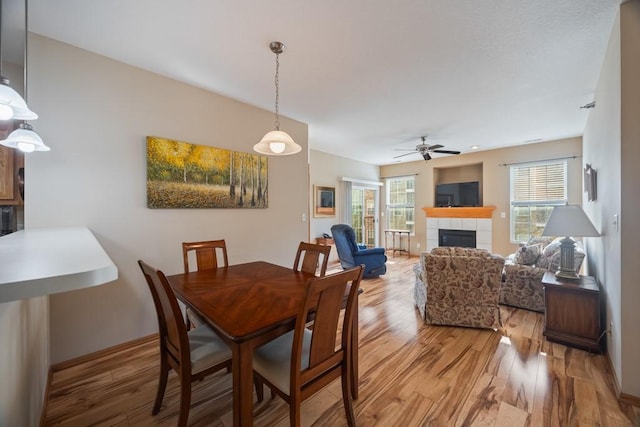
xmin=422 ymin=206 xmax=496 ymax=218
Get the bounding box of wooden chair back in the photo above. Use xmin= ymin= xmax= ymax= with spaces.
xmin=293 ymin=241 xmax=331 ymax=277
xmin=138 ymin=260 xmax=190 ymax=374
xmin=182 ymin=239 xmax=229 ymax=273
xmin=296 ymin=265 xmax=363 ymax=425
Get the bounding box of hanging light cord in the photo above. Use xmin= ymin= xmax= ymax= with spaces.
xmin=24 ymin=0 xmax=29 ymax=101
xmin=274 ymin=50 xmax=280 ymax=131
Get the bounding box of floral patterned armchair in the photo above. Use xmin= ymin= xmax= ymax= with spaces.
xmin=414 ymin=247 xmax=505 ymax=329
xmin=500 ymin=236 xmax=585 ymax=312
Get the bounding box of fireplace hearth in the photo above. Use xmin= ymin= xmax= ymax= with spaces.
xmin=439 ymin=229 xmax=477 ymax=248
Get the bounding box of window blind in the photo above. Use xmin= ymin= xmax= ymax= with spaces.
xmin=511 ymin=161 xmax=567 ymax=205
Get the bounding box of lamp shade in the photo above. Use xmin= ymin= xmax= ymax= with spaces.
xmin=1 ymin=123 xmax=50 ymax=152
xmin=542 ymin=205 xmax=600 ymax=237
xmin=0 ymin=78 xmax=38 ymax=120
xmin=253 ymin=130 xmax=301 ymax=155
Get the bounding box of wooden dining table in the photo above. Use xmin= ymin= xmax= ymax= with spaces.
xmin=165 ymin=260 xmax=360 ymax=427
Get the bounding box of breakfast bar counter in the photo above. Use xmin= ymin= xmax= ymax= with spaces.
xmin=0 ymin=227 xmax=118 ymax=303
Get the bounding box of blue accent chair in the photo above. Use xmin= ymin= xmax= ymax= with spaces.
xmin=331 ymin=224 xmax=387 ymax=279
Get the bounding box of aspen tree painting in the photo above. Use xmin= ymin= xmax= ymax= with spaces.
xmin=146 ymin=136 xmax=268 ymax=208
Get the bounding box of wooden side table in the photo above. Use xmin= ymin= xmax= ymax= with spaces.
xmin=384 ymin=229 xmax=410 ymax=257
xmin=542 ymin=272 xmax=602 ymax=353
xmin=315 ymin=237 xmax=335 ymax=262
xmin=315 ymin=237 xmax=334 ymax=246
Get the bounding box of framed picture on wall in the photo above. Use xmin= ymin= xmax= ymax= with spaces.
xmin=314 ymin=185 xmax=336 ymax=217
xmin=584 ymin=163 xmax=597 ymax=202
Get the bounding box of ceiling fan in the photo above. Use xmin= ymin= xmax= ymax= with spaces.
xmin=393 ymin=136 xmax=461 ymax=161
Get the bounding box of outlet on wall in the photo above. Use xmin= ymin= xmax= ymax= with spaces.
xmin=609 ymin=320 xmax=614 ymax=335
xmin=416 ymin=242 xmax=421 ymax=249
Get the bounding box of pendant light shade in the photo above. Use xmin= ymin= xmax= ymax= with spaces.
xmin=254 ymin=41 xmax=301 ymax=156
xmin=2 ymin=122 xmax=49 ymax=152
xmin=254 ymin=130 xmax=301 ymax=155
xmin=0 ymin=77 xmax=38 ymax=120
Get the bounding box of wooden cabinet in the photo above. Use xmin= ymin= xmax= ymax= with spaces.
xmin=542 ymin=272 xmax=602 ymax=353
xmin=0 ymin=145 xmax=24 ymax=206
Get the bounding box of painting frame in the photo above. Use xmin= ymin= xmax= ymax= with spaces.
xmin=146 ymin=136 xmax=269 ymax=209
xmin=314 ymin=185 xmax=336 ymax=217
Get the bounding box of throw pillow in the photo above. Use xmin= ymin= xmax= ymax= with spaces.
xmin=526 ymin=236 xmax=556 ymax=248
xmin=513 ymin=244 xmax=541 ymax=266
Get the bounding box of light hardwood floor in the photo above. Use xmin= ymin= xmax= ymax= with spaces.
xmin=44 ymin=256 xmax=640 ymax=426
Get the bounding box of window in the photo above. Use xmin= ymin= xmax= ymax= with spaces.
xmin=386 ymin=176 xmax=415 ymax=234
xmin=510 ymin=160 xmax=567 ymax=242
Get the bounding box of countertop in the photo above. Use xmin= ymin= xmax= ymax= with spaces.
xmin=0 ymin=227 xmax=118 ymax=303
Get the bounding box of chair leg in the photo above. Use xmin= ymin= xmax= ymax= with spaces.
xmin=255 ymin=376 xmax=264 ymax=403
xmin=152 ymin=356 xmax=169 ymax=415
xmin=290 ymin=396 xmax=301 ymax=427
xmin=177 ymin=376 xmax=192 ymax=427
xmin=185 ymin=312 xmax=192 ymax=330
xmin=341 ymin=365 xmax=356 ymax=427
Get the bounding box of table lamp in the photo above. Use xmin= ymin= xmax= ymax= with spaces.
xmin=542 ymin=205 xmax=600 ymax=279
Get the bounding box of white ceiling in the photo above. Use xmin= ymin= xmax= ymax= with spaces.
xmin=28 ymin=0 xmax=621 ymax=166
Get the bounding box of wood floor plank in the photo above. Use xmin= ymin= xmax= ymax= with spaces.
xmin=43 ymin=257 xmax=640 ymax=426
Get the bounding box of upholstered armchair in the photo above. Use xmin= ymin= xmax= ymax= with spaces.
xmin=414 ymin=247 xmax=505 ymax=329
xmin=330 ymin=224 xmax=387 ymax=279
xmin=500 ymin=236 xmax=585 ymax=312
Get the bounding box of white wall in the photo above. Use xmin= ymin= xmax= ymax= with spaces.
xmin=583 ymin=0 xmax=640 ymax=398
xmin=309 ymin=149 xmax=380 ymax=258
xmin=619 ymin=0 xmax=640 ymax=399
xmin=25 ymin=35 xmax=309 ymax=364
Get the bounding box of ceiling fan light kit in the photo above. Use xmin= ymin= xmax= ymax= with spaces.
xmin=393 ymin=136 xmax=460 ymax=161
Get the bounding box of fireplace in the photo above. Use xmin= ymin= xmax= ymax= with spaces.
xmin=439 ymin=229 xmax=476 ymax=248
xmin=423 ymin=206 xmax=495 ymax=253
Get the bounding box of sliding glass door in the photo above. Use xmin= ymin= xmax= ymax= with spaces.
xmin=351 ymin=186 xmax=379 ymax=247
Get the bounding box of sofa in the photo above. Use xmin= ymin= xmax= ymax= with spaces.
xmin=330 ymin=224 xmax=387 ymax=279
xmin=500 ymin=236 xmax=585 ymax=312
xmin=413 ymin=247 xmax=505 ymax=329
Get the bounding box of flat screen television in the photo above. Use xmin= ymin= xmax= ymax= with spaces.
xmin=435 ymin=181 xmax=480 ymax=207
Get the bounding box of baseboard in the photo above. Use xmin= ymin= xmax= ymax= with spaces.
xmin=620 ymin=392 xmax=640 ymax=408
xmin=51 ymin=333 xmax=158 ymax=372
xmin=605 ymin=348 xmax=640 ymax=407
xmin=39 ymin=367 xmax=52 ymax=427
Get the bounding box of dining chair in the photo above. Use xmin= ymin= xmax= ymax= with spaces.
xmin=182 ymin=239 xmax=229 ymax=328
xmin=137 ymin=260 xmax=232 ymax=427
xmin=293 ymin=241 xmax=331 ymax=277
xmin=253 ymin=265 xmax=364 ymax=427
xmin=182 ymin=239 xmax=229 ymax=272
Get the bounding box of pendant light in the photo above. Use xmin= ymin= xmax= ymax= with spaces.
xmin=0 ymin=0 xmax=37 ymax=121
xmin=1 ymin=0 xmax=48 ymax=152
xmin=253 ymin=41 xmax=301 ymax=156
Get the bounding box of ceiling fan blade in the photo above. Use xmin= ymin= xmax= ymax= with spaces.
xmin=432 ymin=149 xmax=461 ymax=155
xmin=393 ymin=151 xmax=419 ymax=159
xmin=393 ymin=148 xmax=417 ymax=151
xmin=428 ymin=144 xmax=444 ymax=150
